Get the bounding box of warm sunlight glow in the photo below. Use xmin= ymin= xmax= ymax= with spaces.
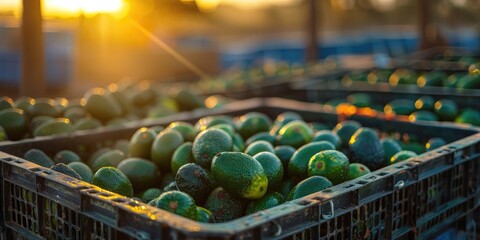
xmin=190 ymin=0 xmax=301 ymax=12
xmin=0 ymin=0 xmax=129 ymax=18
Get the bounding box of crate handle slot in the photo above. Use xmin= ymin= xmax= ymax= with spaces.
xmin=321 ymin=200 xmax=335 ymax=220
xmin=394 ymin=180 xmax=405 ymax=189
xmin=272 ymin=221 xmax=282 ymax=237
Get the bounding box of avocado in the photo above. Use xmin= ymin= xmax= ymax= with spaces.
xmin=384 ymin=99 xmax=415 ymax=115
xmin=409 ymin=111 xmax=438 ymax=122
xmin=113 ymin=139 xmax=130 ymax=156
xmin=276 ymin=120 xmax=314 ymax=148
xmin=174 ymin=89 xmax=204 ymax=111
xmin=155 ymin=190 xmax=197 ymax=220
xmin=245 ymin=132 xmax=277 ymax=146
xmin=67 ymin=162 xmax=94 ymax=183
xmin=30 ymin=115 xmax=55 ymax=133
xmin=381 ymin=138 xmax=402 ymax=163
xmin=0 ymin=108 xmax=28 ymax=140
xmin=274 ymin=145 xmax=296 ymax=171
xmin=63 ymin=107 xmax=88 ymax=123
xmin=176 ymin=163 xmax=216 ymax=205
xmin=244 ymin=140 xmax=275 ymax=156
xmin=88 ymin=148 xmax=111 ymax=168
xmin=389 ymin=69 xmax=418 ymax=86
xmin=288 ymin=141 xmax=335 ymax=181
xmin=163 ymin=181 xmax=178 ymax=192
xmin=211 ymin=152 xmax=268 ymax=200
xmin=308 ymin=150 xmax=350 ymax=185
xmin=312 ymin=130 xmax=341 ymax=149
xmin=455 ymin=109 xmax=480 ymax=126
xmin=286 ymin=176 xmax=332 ymax=201
xmin=274 ymin=178 xmax=296 ymax=198
xmin=171 ymin=142 xmax=194 ymax=175
xmin=73 ymin=117 xmax=102 ymax=131
xmin=349 ymin=128 xmax=385 ymax=171
xmin=236 ymin=112 xmax=272 ymax=139
xmin=54 ymin=150 xmax=81 ymax=164
xmin=90 ymin=149 xmax=125 ymax=172
xmin=0 ymin=96 xmax=14 ymax=110
xmin=196 ymin=206 xmax=215 ymax=223
xmin=205 ymin=187 xmax=247 ymax=223
xmin=24 ymin=149 xmax=55 ymax=168
xmin=232 ymin=133 xmax=246 ymax=152
xmin=84 ymin=88 xmax=123 ymax=121
xmin=417 ymin=71 xmax=446 ymax=87
xmin=128 ymin=127 xmax=157 ymax=159
xmin=434 ymin=99 xmax=458 ymax=121
xmin=92 ymin=167 xmax=134 ymax=197
xmin=51 ymin=163 xmax=83 ymax=180
xmin=245 ymin=192 xmax=284 ymax=215
xmin=151 ymin=129 xmax=184 ymax=172
xmin=192 ymin=129 xmax=232 ymax=169
xmin=401 ymin=142 xmax=425 ymax=155
xmin=13 ymin=96 xmax=33 ymax=112
xmin=209 ymin=123 xmax=235 ymax=137
xmin=332 ymin=120 xmax=361 ymax=148
xmin=117 ymin=157 xmax=161 ymax=192
xmin=167 ymin=122 xmax=196 ymax=142
xmin=28 ymin=98 xmax=60 ymax=118
xmin=195 ymin=115 xmax=234 ymax=132
xmin=389 ymin=150 xmax=417 ymax=165
xmin=347 ymin=163 xmax=371 ymax=181
xmin=0 ymin=126 xmax=7 ymax=141
xmin=253 ymin=152 xmax=284 ymax=190
xmin=139 ymin=188 xmax=163 ymax=203
xmin=425 ymin=138 xmax=446 ymax=151
xmin=33 ymin=118 xmax=74 ymax=137
xmin=346 ymin=93 xmax=371 ymax=108
xmin=270 ymin=111 xmax=303 ymax=135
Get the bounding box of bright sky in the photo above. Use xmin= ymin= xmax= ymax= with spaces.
xmin=0 ymin=0 xmax=302 ymax=17
xmin=0 ymin=0 xmax=129 ymax=18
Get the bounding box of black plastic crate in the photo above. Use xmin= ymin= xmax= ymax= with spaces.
xmin=1 ymin=98 xmax=479 ymax=240
xmin=292 ymin=67 xmax=480 ymax=110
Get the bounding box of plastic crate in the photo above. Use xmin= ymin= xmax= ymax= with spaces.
xmin=292 ymin=67 xmax=480 ymax=110
xmin=1 ymin=98 xmax=479 ymax=240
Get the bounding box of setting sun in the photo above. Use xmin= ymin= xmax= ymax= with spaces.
xmin=0 ymin=0 xmax=129 ymax=18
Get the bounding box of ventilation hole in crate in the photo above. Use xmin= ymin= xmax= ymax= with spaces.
xmin=112 ymin=198 xmax=127 ymax=203
xmin=127 ymin=201 xmax=139 ymax=207
xmin=76 ymin=186 xmax=91 ymax=190
xmin=14 ymin=159 xmax=24 ymax=164
xmin=86 ymin=189 xmax=99 ymax=194
xmin=97 ymin=192 xmax=113 ymax=197
xmin=30 ymin=167 xmax=42 ymax=172
xmin=366 ymin=175 xmax=377 ymax=180
xmin=42 ymin=170 xmax=53 ymax=175
xmin=357 ymin=180 xmax=369 ymax=185
xmin=344 ymin=184 xmax=354 ymax=189
xmin=352 ymin=209 xmax=358 ymax=222
xmin=4 ymin=158 xmax=14 ymax=162
xmin=377 ymin=172 xmax=388 ymax=176
xmin=329 ymin=220 xmax=335 ymax=232
xmin=319 ymin=222 xmax=328 ymax=237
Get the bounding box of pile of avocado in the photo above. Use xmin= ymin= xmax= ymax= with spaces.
xmin=196 ymin=62 xmax=305 ymax=94
xmin=326 ymin=93 xmax=480 ymax=126
xmin=20 ymin=111 xmax=446 ymax=223
xmin=342 ymin=68 xmax=480 ymax=89
xmin=0 ymin=83 xmax=223 ymax=142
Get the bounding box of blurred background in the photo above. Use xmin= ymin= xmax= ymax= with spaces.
xmin=0 ymin=0 xmax=479 ymax=97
